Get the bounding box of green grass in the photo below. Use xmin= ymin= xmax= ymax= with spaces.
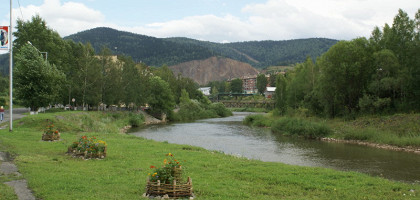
xmin=328 ymin=114 xmax=420 ymax=147
xmin=271 ymin=117 xmax=332 ymax=139
xmin=0 ymin=111 xmax=419 ymax=199
xmin=0 ymin=166 xmax=20 ymax=200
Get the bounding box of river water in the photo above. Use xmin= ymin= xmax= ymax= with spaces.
xmin=129 ymin=112 xmax=420 ymax=183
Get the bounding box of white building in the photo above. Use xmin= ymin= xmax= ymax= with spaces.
xmin=265 ymin=87 xmax=276 ymax=98
xmin=199 ymin=87 xmax=211 ymax=96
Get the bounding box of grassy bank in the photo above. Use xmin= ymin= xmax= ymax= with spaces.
xmin=0 ymin=111 xmax=419 ymax=199
xmin=244 ymin=113 xmax=420 ymax=147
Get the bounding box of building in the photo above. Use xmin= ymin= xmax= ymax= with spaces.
xmin=199 ymin=87 xmax=211 ymax=96
xmin=265 ymin=87 xmax=276 ymax=98
xmin=242 ymin=75 xmax=258 ymax=94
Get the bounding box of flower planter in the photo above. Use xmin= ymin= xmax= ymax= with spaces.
xmin=145 ymin=176 xmax=193 ymax=199
xmin=42 ymin=132 xmax=60 ymax=141
xmin=67 ymin=146 xmax=107 ymax=159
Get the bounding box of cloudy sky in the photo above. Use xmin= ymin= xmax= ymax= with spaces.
xmin=1 ymin=0 xmax=419 ymax=43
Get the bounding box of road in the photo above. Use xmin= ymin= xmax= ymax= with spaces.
xmin=0 ymin=108 xmax=29 ymax=129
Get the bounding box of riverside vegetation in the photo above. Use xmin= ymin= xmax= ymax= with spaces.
xmin=244 ymin=113 xmax=420 ymax=148
xmin=0 ymin=111 xmax=419 ymax=199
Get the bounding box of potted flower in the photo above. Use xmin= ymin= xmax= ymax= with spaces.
xmin=42 ymin=120 xmax=60 ymax=141
xmin=145 ymin=153 xmax=193 ymax=199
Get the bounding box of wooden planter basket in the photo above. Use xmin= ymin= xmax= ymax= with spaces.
xmin=146 ymin=177 xmax=193 ymax=199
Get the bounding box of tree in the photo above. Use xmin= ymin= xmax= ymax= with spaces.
xmin=231 ymin=78 xmax=243 ymax=93
xmin=14 ymin=15 xmax=69 ymax=69
xmin=14 ymin=44 xmax=64 ymax=111
xmin=275 ymin=74 xmax=287 ymax=115
xmin=148 ymin=76 xmax=175 ymax=117
xmin=316 ymin=38 xmax=374 ymax=117
xmin=268 ymin=73 xmax=277 ymax=87
xmin=256 ymin=74 xmax=268 ymax=95
xmin=120 ymin=56 xmax=143 ymax=108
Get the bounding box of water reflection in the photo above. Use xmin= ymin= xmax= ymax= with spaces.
xmin=129 ymin=112 xmax=420 ymax=183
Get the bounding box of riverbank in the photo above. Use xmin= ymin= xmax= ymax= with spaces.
xmin=244 ymin=113 xmax=420 ymax=152
xmin=0 ymin=111 xmax=419 ymax=199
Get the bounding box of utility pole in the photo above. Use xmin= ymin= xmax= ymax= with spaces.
xmin=9 ymin=0 xmax=13 ymax=132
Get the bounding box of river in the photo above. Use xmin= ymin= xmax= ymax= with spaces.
xmin=129 ymin=112 xmax=420 ymax=183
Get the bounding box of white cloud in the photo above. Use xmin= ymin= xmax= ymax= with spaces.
xmin=8 ymin=0 xmax=107 ymax=37
xmin=126 ymin=0 xmax=419 ymax=42
xmin=3 ymin=0 xmax=419 ymax=42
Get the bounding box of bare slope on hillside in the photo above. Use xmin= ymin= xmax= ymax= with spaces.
xmin=169 ymin=57 xmax=259 ymax=85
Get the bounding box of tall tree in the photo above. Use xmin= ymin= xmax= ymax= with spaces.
xmin=14 ymin=44 xmax=65 ymax=111
xmin=77 ymin=43 xmax=102 ymax=108
xmin=275 ymin=74 xmax=287 ymax=115
xmin=121 ymin=55 xmax=142 ymax=107
xmin=230 ymin=78 xmax=243 ymax=93
xmin=256 ymin=74 xmax=268 ymax=95
xmin=14 ymin=15 xmax=69 ymax=68
xmin=148 ymin=76 xmax=175 ymax=117
xmin=316 ymin=38 xmax=374 ymax=117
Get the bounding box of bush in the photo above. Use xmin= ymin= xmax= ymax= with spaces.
xmin=271 ymin=118 xmax=332 ymax=139
xmin=209 ymin=103 xmax=232 ymax=117
xmin=128 ymin=113 xmax=145 ymax=127
xmin=243 ymin=114 xmax=272 ymax=127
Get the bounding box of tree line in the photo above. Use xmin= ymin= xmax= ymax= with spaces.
xmin=274 ymin=9 xmax=420 ymax=118
xmin=12 ymin=15 xmax=209 ymax=118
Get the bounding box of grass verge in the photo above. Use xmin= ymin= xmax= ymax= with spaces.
xmin=245 ymin=112 xmax=420 ymax=147
xmin=0 ymin=111 xmax=419 ymax=199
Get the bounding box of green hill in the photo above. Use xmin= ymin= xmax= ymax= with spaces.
xmin=1 ymin=27 xmax=338 ymax=74
xmin=65 ymin=27 xmax=337 ymax=68
xmin=64 ymin=27 xmax=215 ymax=66
xmin=166 ymin=37 xmax=338 ymax=68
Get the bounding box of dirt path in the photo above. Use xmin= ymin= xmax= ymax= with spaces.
xmin=0 ymin=108 xmax=36 ymax=200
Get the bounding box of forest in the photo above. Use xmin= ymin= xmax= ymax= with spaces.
xmin=272 ymin=9 xmax=420 ymax=118
xmin=63 ymin=27 xmax=337 ymax=68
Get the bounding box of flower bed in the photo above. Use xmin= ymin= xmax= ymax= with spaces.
xmin=145 ymin=153 xmax=193 ymax=199
xmin=42 ymin=120 xmax=60 ymax=141
xmin=67 ymin=136 xmax=107 ymax=159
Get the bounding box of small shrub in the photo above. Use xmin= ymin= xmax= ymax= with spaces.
xmin=243 ymin=114 xmax=272 ymax=127
xmin=129 ymin=113 xmax=144 ymax=127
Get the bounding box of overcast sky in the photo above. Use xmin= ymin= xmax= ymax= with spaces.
xmin=1 ymin=0 xmax=419 ymax=43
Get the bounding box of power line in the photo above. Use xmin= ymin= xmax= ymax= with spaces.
xmin=17 ymin=0 xmax=24 ymax=19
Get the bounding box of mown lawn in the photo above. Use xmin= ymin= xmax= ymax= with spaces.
xmin=0 ymin=112 xmax=419 ymax=199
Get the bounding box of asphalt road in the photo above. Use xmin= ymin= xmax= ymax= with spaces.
xmin=0 ymin=108 xmax=30 ymax=129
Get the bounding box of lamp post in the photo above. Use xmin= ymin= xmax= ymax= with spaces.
xmin=27 ymin=41 xmax=48 ymax=63
xmin=8 ymin=0 xmax=13 ymax=131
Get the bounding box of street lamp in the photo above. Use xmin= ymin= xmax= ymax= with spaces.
xmin=27 ymin=41 xmax=48 ymax=62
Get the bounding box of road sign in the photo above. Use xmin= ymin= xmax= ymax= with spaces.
xmin=0 ymin=26 xmax=9 ymax=50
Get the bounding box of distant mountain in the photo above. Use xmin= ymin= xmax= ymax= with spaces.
xmin=64 ymin=27 xmax=216 ymax=66
xmin=170 ymin=56 xmax=259 ymax=85
xmin=65 ymin=27 xmax=338 ymax=68
xmin=165 ymin=37 xmax=338 ymax=68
